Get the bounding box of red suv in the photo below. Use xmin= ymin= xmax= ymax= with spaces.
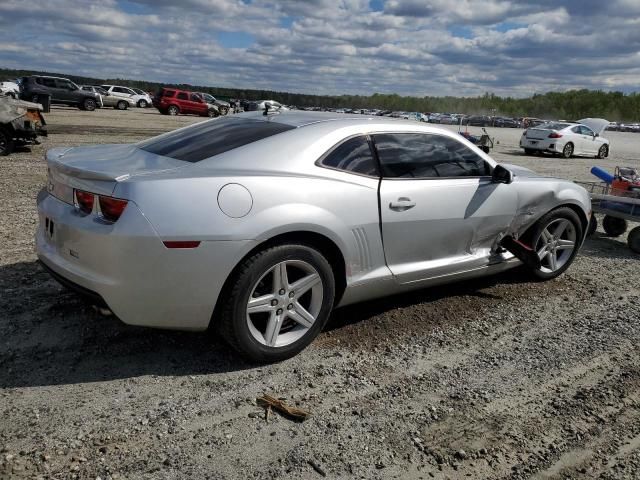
xmin=153 ymin=88 xmax=216 ymax=117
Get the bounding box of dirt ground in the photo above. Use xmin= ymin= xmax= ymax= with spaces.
xmin=1 ymin=108 xmax=640 ymax=480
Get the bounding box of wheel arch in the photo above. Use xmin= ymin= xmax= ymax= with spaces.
xmin=209 ymin=230 xmax=347 ymax=329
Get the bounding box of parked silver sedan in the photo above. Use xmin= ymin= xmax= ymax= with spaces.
xmin=36 ymin=111 xmax=591 ymax=361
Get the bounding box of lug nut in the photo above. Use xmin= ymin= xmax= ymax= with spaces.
xmin=271 ymin=299 xmax=278 ymax=306
xmin=287 ymin=304 xmax=293 ymax=310
xmin=279 ymin=289 xmax=285 ymax=295
xmin=289 ymin=291 xmax=295 ymax=298
xmin=276 ymin=308 xmax=283 ymax=315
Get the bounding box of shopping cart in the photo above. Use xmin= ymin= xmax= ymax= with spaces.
xmin=575 ymin=180 xmax=640 ymax=252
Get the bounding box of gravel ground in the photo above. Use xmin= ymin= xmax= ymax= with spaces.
xmin=1 ymin=108 xmax=640 ymax=480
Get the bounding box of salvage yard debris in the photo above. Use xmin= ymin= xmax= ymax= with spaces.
xmin=0 ymin=96 xmax=47 ymax=156
xmin=256 ymin=394 xmax=311 ymax=422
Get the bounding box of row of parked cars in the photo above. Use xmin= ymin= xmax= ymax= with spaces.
xmin=606 ymin=122 xmax=640 ymax=133
xmin=0 ymin=75 xmax=153 ymax=111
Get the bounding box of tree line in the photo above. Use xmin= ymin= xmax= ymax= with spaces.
xmin=2 ymin=67 xmax=639 ymax=122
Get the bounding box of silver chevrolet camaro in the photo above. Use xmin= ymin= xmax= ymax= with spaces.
xmin=36 ymin=111 xmax=591 ymax=361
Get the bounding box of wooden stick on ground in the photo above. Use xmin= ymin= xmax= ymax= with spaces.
xmin=256 ymin=394 xmax=311 ymax=422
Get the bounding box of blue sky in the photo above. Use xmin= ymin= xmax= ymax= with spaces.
xmin=0 ymin=0 xmax=639 ymax=97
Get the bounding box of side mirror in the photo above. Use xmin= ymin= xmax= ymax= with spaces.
xmin=492 ymin=164 xmax=513 ymax=184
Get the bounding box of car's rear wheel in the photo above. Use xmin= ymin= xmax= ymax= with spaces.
xmin=602 ymin=215 xmax=627 ymax=237
xmin=597 ymin=144 xmax=608 ymax=159
xmin=207 ymin=109 xmax=218 ymax=118
xmin=524 ymin=148 xmax=535 ymax=155
xmin=0 ymin=128 xmax=15 ymax=156
xmin=219 ymin=106 xmax=229 ymax=115
xmin=137 ymin=99 xmax=148 ymax=108
xmin=168 ymin=105 xmax=179 ymax=116
xmin=116 ymin=100 xmax=128 ymax=110
xmin=562 ymin=142 xmax=574 ymax=158
xmin=527 ymin=207 xmax=582 ymax=280
xmin=82 ymin=98 xmax=96 ymax=111
xmin=218 ymin=244 xmax=335 ymax=362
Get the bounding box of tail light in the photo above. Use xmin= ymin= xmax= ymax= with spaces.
xmin=99 ymin=196 xmax=128 ymax=222
xmin=74 ymin=189 xmax=95 ymax=214
xmin=73 ymin=189 xmax=128 ymax=222
xmin=548 ymin=132 xmax=563 ymax=138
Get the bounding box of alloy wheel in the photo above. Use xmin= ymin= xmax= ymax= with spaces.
xmin=534 ymin=218 xmax=577 ymax=273
xmin=563 ymin=143 xmax=573 ymax=158
xmin=246 ymin=260 xmax=323 ymax=348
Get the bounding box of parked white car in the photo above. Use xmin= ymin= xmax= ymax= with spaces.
xmin=520 ymin=118 xmax=610 ymax=159
xmin=131 ymin=88 xmax=153 ymax=108
xmin=0 ymin=81 xmax=20 ymax=98
xmin=101 ymin=85 xmax=151 ymax=108
xmin=80 ymin=86 xmax=135 ymax=110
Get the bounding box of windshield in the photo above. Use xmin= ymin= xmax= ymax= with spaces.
xmin=133 ymin=88 xmax=146 ymax=95
xmin=138 ymin=117 xmax=296 ymax=162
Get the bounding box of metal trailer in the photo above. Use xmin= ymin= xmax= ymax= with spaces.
xmin=575 ymin=181 xmax=640 ymax=253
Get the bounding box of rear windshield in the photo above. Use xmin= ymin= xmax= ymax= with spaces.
xmin=138 ymin=117 xmax=295 ymax=162
xmin=538 ymin=122 xmax=570 ymax=130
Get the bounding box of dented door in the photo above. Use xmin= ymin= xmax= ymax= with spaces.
xmin=379 ymin=177 xmax=517 ymax=284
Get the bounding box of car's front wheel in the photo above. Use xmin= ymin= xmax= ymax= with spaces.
xmin=0 ymin=127 xmax=15 ymax=156
xmin=218 ymin=245 xmax=335 ymax=362
xmin=137 ymin=99 xmax=148 ymax=108
xmin=597 ymin=144 xmax=608 ymax=159
xmin=527 ymin=207 xmax=583 ymax=280
xmin=82 ymin=98 xmax=96 ymax=111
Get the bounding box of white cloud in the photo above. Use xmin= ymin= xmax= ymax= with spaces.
xmin=0 ymin=0 xmax=637 ymax=97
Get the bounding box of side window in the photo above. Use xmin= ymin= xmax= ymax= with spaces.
xmin=580 ymin=126 xmax=594 ymax=136
xmin=176 ymin=92 xmax=188 ymax=100
xmin=571 ymin=126 xmax=581 ymax=134
xmin=56 ymin=80 xmax=74 ymax=90
xmin=41 ymin=78 xmax=57 ymax=88
xmin=190 ymin=93 xmax=201 ymax=102
xmin=320 ymin=136 xmax=379 ymax=177
xmin=163 ymin=90 xmax=175 ymax=98
xmin=372 ymin=133 xmax=490 ymax=179
xmin=112 ymin=87 xmax=125 ymax=93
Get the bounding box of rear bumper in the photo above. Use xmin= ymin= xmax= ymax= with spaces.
xmin=36 ymin=191 xmax=254 ymax=331
xmin=520 ymin=137 xmax=558 ymax=152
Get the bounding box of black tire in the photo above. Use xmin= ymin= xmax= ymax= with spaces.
xmin=207 ymin=109 xmax=218 ymax=118
xmin=82 ymin=98 xmax=96 ymax=111
xmin=31 ymin=95 xmax=40 ymax=104
xmin=137 ymin=99 xmax=148 ymax=108
xmin=602 ymin=215 xmax=627 ymax=237
xmin=524 ymin=148 xmax=535 ymax=155
xmin=167 ymin=105 xmax=179 ymax=116
xmin=628 ymin=226 xmax=640 ymax=253
xmin=219 ymin=106 xmax=229 ymax=115
xmin=116 ymin=100 xmax=128 ymax=110
xmin=218 ymin=244 xmax=335 ymax=363
xmin=0 ymin=128 xmax=15 ymax=156
xmin=597 ymin=144 xmax=608 ymax=159
xmin=7 ymin=92 xmax=15 ymax=99
xmin=524 ymin=207 xmax=583 ymax=280
xmin=561 ymin=142 xmax=574 ymax=159
xmin=481 ymin=145 xmax=490 ymax=154
xmin=587 ymin=215 xmax=598 ymax=236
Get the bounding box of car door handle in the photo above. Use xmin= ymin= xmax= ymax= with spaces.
xmin=389 ymin=197 xmax=416 ymax=211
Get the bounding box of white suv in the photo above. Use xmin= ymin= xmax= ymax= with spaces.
xmin=101 ymin=85 xmax=152 ymax=108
